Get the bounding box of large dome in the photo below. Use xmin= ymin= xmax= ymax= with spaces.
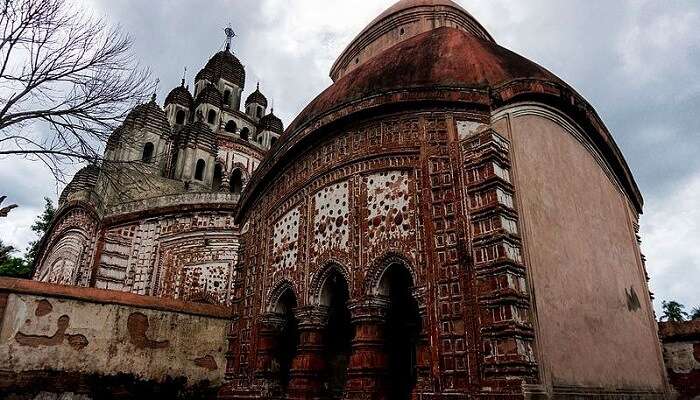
xmin=330 ymin=0 xmax=494 ymax=81
xmin=366 ymin=0 xmax=493 ymax=42
xmin=291 ymin=27 xmax=563 ymax=133
xmin=240 ymin=25 xmax=642 ymax=219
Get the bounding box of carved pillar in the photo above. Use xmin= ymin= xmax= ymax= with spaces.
xmin=287 ymin=306 xmax=329 ymax=400
xmin=344 ymin=298 xmax=391 ymax=400
xmin=254 ymin=313 xmax=286 ymax=397
xmin=412 ymin=287 xmax=432 ymax=392
xmin=221 ymin=174 xmax=231 ymax=192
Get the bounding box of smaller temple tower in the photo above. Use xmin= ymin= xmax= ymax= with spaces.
xmin=256 ymin=109 xmax=283 ymax=148
xmin=245 ymin=83 xmax=268 ymax=121
xmin=170 ymin=115 xmax=219 ymax=188
xmin=164 ymin=79 xmax=194 ymax=126
xmin=103 ymin=94 xmax=172 ymax=177
xmin=34 ymin=27 xmax=285 ymax=307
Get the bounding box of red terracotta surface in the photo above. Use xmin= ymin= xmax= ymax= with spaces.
xmin=241 ymin=27 xmax=642 ymax=223
xmin=659 ymin=320 xmax=700 ymax=341
xmin=359 ymin=0 xmax=494 ymax=42
xmin=289 ymin=27 xmax=562 ymax=135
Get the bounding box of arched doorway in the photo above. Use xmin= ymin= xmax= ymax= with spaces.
xmin=378 ymin=263 xmax=421 ymax=400
xmin=225 ymin=120 xmax=237 ymax=133
xmin=319 ymin=270 xmax=352 ymax=399
xmin=175 ymin=109 xmax=186 ymax=124
xmin=274 ymin=289 xmax=299 ymax=389
xmin=194 ymin=159 xmax=206 ymax=181
xmin=212 ymin=164 xmax=223 ymax=191
xmin=230 ymin=169 xmax=243 ymax=195
xmin=141 ymin=142 xmax=154 ymax=162
xmin=240 ymin=127 xmax=250 ymax=141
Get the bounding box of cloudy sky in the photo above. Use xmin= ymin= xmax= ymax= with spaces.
xmin=1 ymin=0 xmax=698 ymax=314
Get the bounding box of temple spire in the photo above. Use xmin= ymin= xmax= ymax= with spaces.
xmin=224 ymin=25 xmax=236 ymax=51
xmin=151 ymin=78 xmax=159 ymax=102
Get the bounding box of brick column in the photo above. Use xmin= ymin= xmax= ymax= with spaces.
xmin=254 ymin=313 xmax=286 ymax=396
xmin=413 ymin=287 xmax=432 ymax=393
xmin=344 ymin=297 xmax=391 ymax=400
xmin=287 ymin=306 xmax=329 ymax=400
xmin=221 ymin=176 xmax=231 ymax=192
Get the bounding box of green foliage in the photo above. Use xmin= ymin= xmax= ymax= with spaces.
xmin=661 ymin=300 xmax=689 ymax=322
xmin=24 ymin=197 xmax=56 ymax=267
xmin=0 ymin=198 xmax=55 ymax=279
xmin=0 ymin=239 xmax=32 ymax=278
xmin=0 ymin=255 xmax=32 ymax=278
xmin=0 ymin=239 xmax=15 ymax=263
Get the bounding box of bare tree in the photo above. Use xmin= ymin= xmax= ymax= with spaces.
xmin=0 ymin=195 xmax=17 ymax=217
xmin=0 ymin=0 xmax=154 ymax=182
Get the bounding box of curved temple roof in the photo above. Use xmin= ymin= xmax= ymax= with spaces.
xmin=330 ymin=0 xmax=494 ymax=81
xmin=196 ymin=50 xmax=246 ymax=88
xmin=366 ymin=0 xmax=493 ymax=41
xmin=237 ymin=6 xmax=643 ymax=221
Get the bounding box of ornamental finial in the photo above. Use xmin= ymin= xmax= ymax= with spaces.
xmin=224 ymin=25 xmax=236 ymax=51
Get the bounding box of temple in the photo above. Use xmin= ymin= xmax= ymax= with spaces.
xmin=32 ymin=39 xmax=283 ymax=305
xmin=5 ymin=1 xmax=671 ymax=399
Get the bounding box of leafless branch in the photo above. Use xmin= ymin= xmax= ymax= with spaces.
xmin=0 ymin=0 xmax=155 ymax=183
xmin=0 ymin=195 xmax=18 ymax=217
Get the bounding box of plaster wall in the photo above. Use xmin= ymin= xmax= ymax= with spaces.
xmin=659 ymin=320 xmax=700 ymax=399
xmin=501 ymin=109 xmax=666 ymax=391
xmin=0 ymin=279 xmax=229 ymax=394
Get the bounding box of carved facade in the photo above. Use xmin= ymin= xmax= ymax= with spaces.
xmin=220 ymin=1 xmax=669 ymax=399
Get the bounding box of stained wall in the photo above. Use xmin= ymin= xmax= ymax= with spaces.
xmin=497 ymin=106 xmax=667 ymax=392
xmin=659 ymin=320 xmax=700 ymax=399
xmin=0 ymin=278 xmax=229 ymax=396
xmin=95 ymin=210 xmax=240 ymax=305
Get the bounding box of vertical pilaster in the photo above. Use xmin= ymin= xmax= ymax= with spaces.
xmin=462 ymin=129 xmax=538 ymax=390
xmin=344 ymin=298 xmax=390 ymax=400
xmin=254 ymin=313 xmax=286 ymax=396
xmin=412 ymin=287 xmax=432 ymax=393
xmin=288 ymin=306 xmax=329 ymax=400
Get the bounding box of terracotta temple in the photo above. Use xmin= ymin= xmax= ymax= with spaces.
xmin=21 ymin=1 xmax=671 ymax=399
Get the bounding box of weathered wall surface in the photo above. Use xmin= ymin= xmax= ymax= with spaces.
xmin=330 ymin=2 xmax=492 ymax=81
xmin=95 ymin=210 xmax=240 ymax=305
xmin=0 ymin=278 xmax=230 ymax=398
xmin=498 ymin=106 xmax=667 ymax=393
xmin=35 ymin=202 xmax=241 ymax=306
xmin=34 ymin=206 xmax=100 ymax=288
xmin=659 ymin=320 xmax=700 ymax=399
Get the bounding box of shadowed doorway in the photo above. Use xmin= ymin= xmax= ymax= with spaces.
xmin=380 ymin=263 xmax=421 ymax=400
xmin=274 ymin=289 xmax=298 ymax=389
xmin=320 ymin=270 xmax=352 ymax=399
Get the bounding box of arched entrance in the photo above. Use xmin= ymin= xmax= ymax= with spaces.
xmin=212 ymin=164 xmax=223 ymax=191
xmin=378 ymin=263 xmax=421 ymax=400
xmin=274 ymin=289 xmax=298 ymax=389
xmin=319 ymin=270 xmax=352 ymax=399
xmin=230 ymin=169 xmax=243 ymax=195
